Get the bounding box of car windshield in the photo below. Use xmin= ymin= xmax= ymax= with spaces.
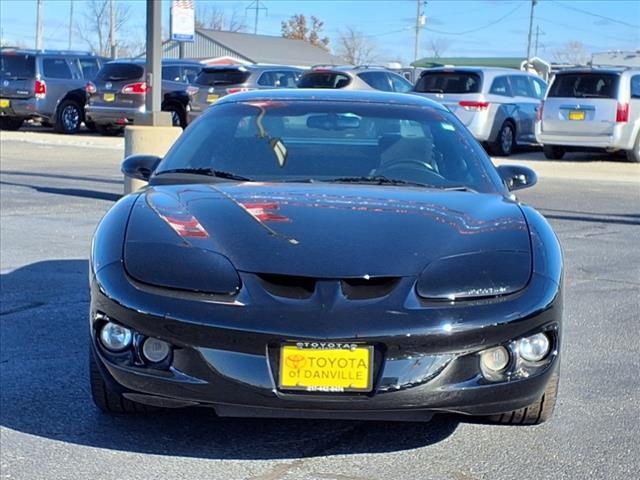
xmin=154 ymin=100 xmax=503 ymax=193
xmin=0 ymin=54 xmax=35 ymax=79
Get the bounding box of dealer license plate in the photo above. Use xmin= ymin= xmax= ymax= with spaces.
xmin=0 ymin=99 xmax=10 ymax=108
xmin=206 ymin=94 xmax=219 ymax=103
xmin=103 ymin=93 xmax=115 ymax=102
xmin=568 ymin=110 xmax=585 ymax=121
xmin=279 ymin=343 xmax=373 ymax=393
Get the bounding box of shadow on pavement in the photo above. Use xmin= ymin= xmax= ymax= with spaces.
xmin=0 ymin=180 xmax=121 ymax=202
xmin=1 ymin=170 xmax=122 ymax=185
xmin=0 ymin=260 xmax=459 ymax=460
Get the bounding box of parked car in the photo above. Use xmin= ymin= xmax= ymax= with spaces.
xmin=187 ymin=64 xmax=304 ymax=122
xmin=297 ymin=65 xmax=414 ymax=93
xmin=91 ymin=89 xmax=562 ymax=424
xmin=85 ymin=58 xmax=203 ymax=135
xmin=413 ymin=67 xmax=547 ymax=156
xmin=536 ymin=68 xmax=640 ymax=162
xmin=0 ymin=48 xmax=108 ymax=133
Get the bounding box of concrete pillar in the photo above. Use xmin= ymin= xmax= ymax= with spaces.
xmin=123 ymin=125 xmax=182 ymax=194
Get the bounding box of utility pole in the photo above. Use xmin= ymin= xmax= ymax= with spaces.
xmin=35 ymin=0 xmax=43 ymax=50
xmin=414 ymin=0 xmax=426 ymax=63
xmin=526 ymin=0 xmax=538 ymax=66
xmin=246 ymin=1 xmax=267 ymax=35
xmin=68 ymin=0 xmax=73 ymax=50
xmin=109 ymin=0 xmax=117 ymax=58
xmin=534 ymin=25 xmax=545 ymax=57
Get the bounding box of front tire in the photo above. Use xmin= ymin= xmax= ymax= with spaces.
xmin=489 ymin=122 xmax=515 ymax=157
xmin=625 ymin=134 xmax=640 ymax=163
xmin=489 ymin=369 xmax=559 ymax=425
xmin=163 ymin=104 xmax=187 ymax=129
xmin=0 ymin=116 xmax=24 ymax=131
xmin=543 ymin=145 xmax=565 ymax=160
xmin=89 ymin=350 xmax=152 ymax=414
xmin=54 ymin=99 xmax=82 ymax=134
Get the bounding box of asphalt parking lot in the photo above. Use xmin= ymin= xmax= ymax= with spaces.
xmin=1 ymin=128 xmax=639 ymax=480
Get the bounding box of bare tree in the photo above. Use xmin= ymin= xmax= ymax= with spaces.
xmin=76 ymin=0 xmax=131 ymax=56
xmin=195 ymin=5 xmax=245 ymax=32
xmin=553 ymin=41 xmax=589 ymax=65
xmin=426 ymin=37 xmax=451 ymax=58
xmin=281 ymin=14 xmax=330 ymax=50
xmin=336 ymin=26 xmax=377 ymax=65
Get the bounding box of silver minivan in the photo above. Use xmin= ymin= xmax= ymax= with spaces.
xmin=413 ymin=67 xmax=547 ymax=156
xmin=536 ymin=68 xmax=640 ymax=162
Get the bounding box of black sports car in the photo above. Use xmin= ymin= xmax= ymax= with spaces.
xmin=90 ymin=89 xmax=562 ymax=424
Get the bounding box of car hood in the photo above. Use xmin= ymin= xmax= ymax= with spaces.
xmin=124 ymin=183 xmax=531 ymax=279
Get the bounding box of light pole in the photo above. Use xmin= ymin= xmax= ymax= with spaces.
xmin=35 ymin=0 xmax=44 ymax=50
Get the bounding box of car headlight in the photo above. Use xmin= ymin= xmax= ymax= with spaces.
xmin=416 ymin=251 xmax=531 ymax=300
xmin=517 ymin=332 xmax=551 ymax=362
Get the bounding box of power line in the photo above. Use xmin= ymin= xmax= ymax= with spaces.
xmin=550 ymin=0 xmax=640 ymax=29
xmin=536 ymin=16 xmax=633 ymax=44
xmin=424 ymin=3 xmax=524 ymax=36
xmin=246 ymin=1 xmax=267 ymax=35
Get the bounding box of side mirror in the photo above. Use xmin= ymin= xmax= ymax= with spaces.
xmin=121 ymin=154 xmax=161 ymax=194
xmin=121 ymin=154 xmax=161 ymax=181
xmin=496 ymin=164 xmax=537 ymax=191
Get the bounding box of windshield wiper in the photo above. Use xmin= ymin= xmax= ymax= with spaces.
xmin=156 ymin=168 xmax=252 ymax=181
xmin=422 ymin=88 xmax=445 ymax=93
xmin=440 ymin=185 xmax=477 ymax=192
xmin=321 ymin=176 xmax=432 ymax=188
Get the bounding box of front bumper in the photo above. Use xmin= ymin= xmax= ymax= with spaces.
xmin=91 ymin=262 xmax=562 ymax=420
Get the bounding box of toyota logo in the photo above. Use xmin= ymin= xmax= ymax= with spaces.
xmin=105 ymin=82 xmax=112 ymax=90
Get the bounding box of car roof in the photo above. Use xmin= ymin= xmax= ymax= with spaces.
xmin=201 ymin=64 xmax=304 ymax=72
xmin=553 ymin=67 xmax=632 ymax=75
xmin=0 ymin=48 xmax=101 ymax=58
xmin=104 ymin=58 xmax=203 ymax=66
xmin=216 ymin=88 xmax=448 ymax=110
xmin=422 ymin=66 xmax=523 ymax=74
xmin=305 ymin=65 xmax=393 ymax=75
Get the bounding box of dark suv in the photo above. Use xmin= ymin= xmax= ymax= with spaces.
xmin=0 ymin=48 xmax=108 ymax=133
xmin=85 ymin=59 xmax=203 ymax=135
xmin=297 ymin=65 xmax=414 ymax=92
xmin=188 ymin=64 xmax=303 ymax=122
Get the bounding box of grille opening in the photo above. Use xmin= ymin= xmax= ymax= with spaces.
xmin=341 ymin=277 xmax=400 ymax=300
xmin=257 ymin=274 xmax=317 ymax=299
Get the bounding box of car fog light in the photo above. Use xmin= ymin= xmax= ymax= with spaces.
xmin=517 ymin=333 xmax=551 ymax=362
xmin=142 ymin=337 xmax=171 ymax=363
xmin=480 ymin=346 xmax=510 ymax=372
xmin=99 ymin=322 xmax=133 ymax=351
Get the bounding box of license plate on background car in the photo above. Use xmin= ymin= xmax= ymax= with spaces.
xmin=103 ymin=93 xmax=115 ymax=102
xmin=206 ymin=94 xmax=219 ymax=103
xmin=0 ymin=99 xmax=10 ymax=108
xmin=279 ymin=343 xmax=373 ymax=392
xmin=568 ymin=110 xmax=585 ymax=121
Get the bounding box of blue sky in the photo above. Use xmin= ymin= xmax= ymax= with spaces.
xmin=1 ymin=0 xmax=638 ymax=64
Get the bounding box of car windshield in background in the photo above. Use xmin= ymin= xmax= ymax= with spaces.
xmin=195 ymin=69 xmax=250 ymax=86
xmin=415 ymin=72 xmax=482 ymax=94
xmin=155 ymin=100 xmax=502 ymax=193
xmin=548 ymin=73 xmax=619 ymax=98
xmin=96 ymin=63 xmax=143 ymax=82
xmin=0 ymin=54 xmax=35 ymax=78
xmin=298 ymin=72 xmax=352 ymax=89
